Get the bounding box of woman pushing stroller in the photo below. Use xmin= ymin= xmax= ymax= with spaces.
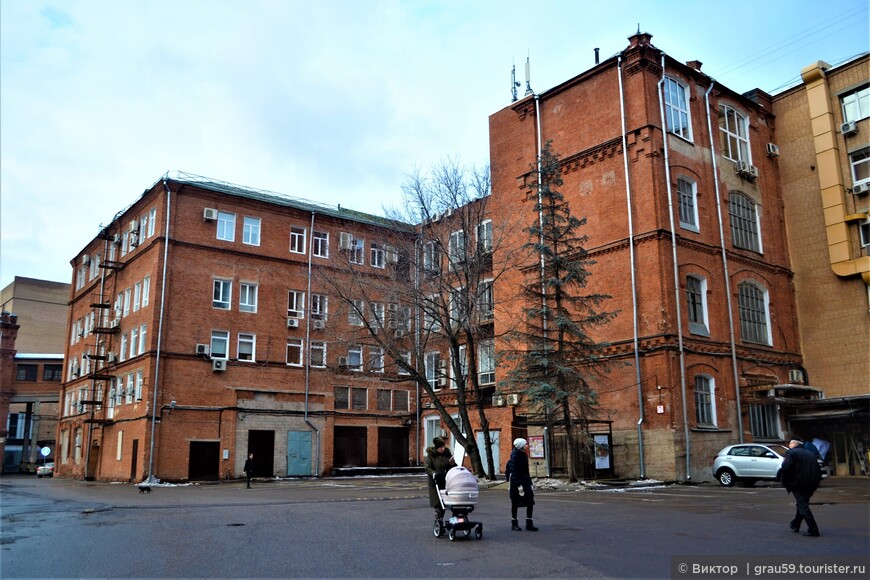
xmin=425 ymin=436 xmax=455 ymax=532
xmin=505 ymin=438 xmax=538 ymax=531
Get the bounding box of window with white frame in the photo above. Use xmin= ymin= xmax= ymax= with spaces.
xmin=694 ymin=375 xmax=716 ymax=427
xmin=135 ymin=371 xmax=143 ymax=401
xmin=238 ymin=333 xmax=256 ymax=361
xmin=210 ymin=330 xmax=230 ymax=359
xmin=423 ymin=240 xmax=440 ymax=274
xmin=425 ymin=351 xmax=442 ymax=390
xmin=451 ymin=345 xmax=467 ymax=389
xmin=286 ymin=338 xmax=303 ymax=366
xmin=448 ymin=230 xmax=466 ymax=269
xmin=217 ymin=211 xmax=235 ymax=241
xmin=388 ymin=304 xmax=412 ymax=333
xmin=133 ymin=282 xmax=142 ymax=312
xmin=349 ymin=237 xmax=364 ymax=264
xmin=240 ymin=283 xmax=258 ymax=313
xmin=148 ymin=207 xmax=157 ymax=237
xmin=311 ymin=294 xmax=328 ymax=321
xmin=859 ymin=218 xmax=870 ymax=249
xmin=213 ymin=279 xmax=232 ymax=309
xmin=850 ymin=148 xmax=869 ymax=185
xmin=123 ymin=288 xmax=131 ymax=316
xmin=346 ymin=345 xmax=363 ymax=371
xmin=310 ymin=341 xmax=326 ymax=367
xmin=115 ymin=377 xmax=124 ymax=406
xmin=371 ymin=243 xmax=386 ymax=268
xmin=729 ymin=193 xmax=761 ymax=252
xmin=478 ymin=340 xmax=495 ymax=385
xmin=142 ymin=276 xmax=150 ymax=307
xmin=423 ymin=294 xmax=441 ymax=332
xmin=369 ymin=347 xmax=384 ymax=373
xmin=686 ymin=275 xmax=709 ymax=336
xmin=348 ymin=299 xmax=364 ymax=326
xmin=371 ymin=302 xmax=385 ymax=330
xmin=397 ymin=351 xmax=412 ymax=375
xmin=120 ymin=334 xmax=128 ymax=362
xmin=718 ymin=104 xmax=750 ymax=162
xmin=312 ymin=230 xmax=329 ymax=258
xmin=138 ymin=324 xmax=147 ymax=355
xmin=738 ymin=281 xmax=771 ymax=345
xmin=126 ymin=373 xmax=134 ymax=404
xmin=288 ymin=290 xmax=305 ymax=318
xmin=841 ymin=85 xmax=870 ymax=123
xmin=243 ymin=216 xmax=261 ymax=246
xmin=478 ymin=280 xmax=494 ymax=319
xmin=290 ymin=226 xmax=306 ymax=254
xmin=664 ymin=77 xmax=692 ymax=140
xmin=449 ymin=287 xmax=467 ymax=327
xmin=677 ymin=177 xmax=699 ymax=231
xmin=74 ymin=428 xmax=82 ymax=463
xmin=476 ymin=220 xmax=492 ymax=254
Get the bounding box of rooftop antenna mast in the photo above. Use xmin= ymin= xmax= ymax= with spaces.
xmin=524 ymin=55 xmax=533 ymax=96
xmin=511 ymin=62 xmax=520 ymax=102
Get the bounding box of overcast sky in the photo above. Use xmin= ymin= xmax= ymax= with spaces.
xmin=1 ymin=0 xmax=868 ymax=289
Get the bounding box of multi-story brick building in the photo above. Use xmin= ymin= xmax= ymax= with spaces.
xmin=0 ymin=277 xmax=68 ymax=473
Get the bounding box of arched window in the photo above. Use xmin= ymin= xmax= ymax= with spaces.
xmin=677 ymin=177 xmax=699 ymax=231
xmin=729 ymin=192 xmax=761 ymax=252
xmin=686 ymin=275 xmax=709 ymax=336
xmin=738 ymin=281 xmax=771 ymax=345
xmin=694 ymin=375 xmax=717 ymax=428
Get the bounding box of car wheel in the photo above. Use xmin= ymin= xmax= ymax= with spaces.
xmin=716 ymin=468 xmax=735 ymax=487
xmin=37 ymin=474 xmax=43 ymax=478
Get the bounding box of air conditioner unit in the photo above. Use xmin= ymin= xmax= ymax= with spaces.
xmin=749 ymin=164 xmax=759 ymax=179
xmin=788 ymin=369 xmax=805 ymax=384
xmin=393 ymin=329 xmax=406 ymax=339
xmin=492 ymin=394 xmax=506 ymax=407
xmin=338 ymin=356 xmax=348 ymax=369
xmin=287 ymin=318 xmax=299 ymax=328
xmin=129 ymin=220 xmax=139 ymax=233
xmin=339 ymin=232 xmax=353 ymax=250
xmin=195 ymin=343 xmax=210 ymax=356
xmin=506 ymin=393 xmax=520 ymax=405
xmin=765 ymin=143 xmax=780 ymax=157
xmin=81 ymin=254 xmax=90 ymax=265
xmin=386 ymin=246 xmax=399 ymax=263
xmin=840 ymin=121 xmax=858 ymax=136
xmin=312 ymin=319 xmax=325 ymax=330
xmin=736 ymin=160 xmax=750 ymax=175
xmin=112 ymin=233 xmax=122 ymax=245
xmin=852 ymin=182 xmax=870 ymax=195
xmin=203 ymin=207 xmax=219 ymax=221
xmin=212 ymin=359 xmax=227 ymax=372
xmin=128 ymin=232 xmax=138 ymax=249
xmin=106 ymin=352 xmax=117 ymax=364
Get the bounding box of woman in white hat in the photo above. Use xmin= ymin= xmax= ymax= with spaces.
xmin=504 ymin=437 xmax=538 ymax=531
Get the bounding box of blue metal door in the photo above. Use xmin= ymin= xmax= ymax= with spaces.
xmin=287 ymin=431 xmax=312 ymax=476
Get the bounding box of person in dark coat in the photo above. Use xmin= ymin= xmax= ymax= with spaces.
xmin=505 ymin=438 xmax=537 ymax=531
xmin=778 ymin=439 xmax=822 ymax=536
xmin=424 ymin=437 xmax=455 ymax=531
xmin=243 ymin=453 xmax=255 ymax=489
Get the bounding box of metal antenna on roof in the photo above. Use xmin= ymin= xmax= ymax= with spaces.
xmin=511 ymin=63 xmax=520 ymax=102
xmin=637 ymin=23 xmax=641 ymax=34
xmin=524 ymin=56 xmax=533 ymax=96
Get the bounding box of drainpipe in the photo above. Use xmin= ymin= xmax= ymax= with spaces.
xmin=414 ymin=236 xmax=421 ymax=464
xmin=618 ymin=54 xmax=645 ymax=478
xmin=705 ymin=83 xmax=744 ymax=443
xmin=304 ymin=211 xmax=322 ymax=476
xmin=146 ymin=179 xmax=172 ymax=483
xmin=657 ymin=55 xmax=691 ymax=480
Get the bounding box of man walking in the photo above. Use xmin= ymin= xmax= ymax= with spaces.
xmin=244 ymin=453 xmax=255 ymax=489
xmin=778 ymin=438 xmax=822 ymax=537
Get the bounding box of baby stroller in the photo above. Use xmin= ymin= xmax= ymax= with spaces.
xmin=433 ymin=466 xmax=483 ymax=541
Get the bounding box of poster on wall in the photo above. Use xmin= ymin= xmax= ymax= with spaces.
xmin=594 ymin=434 xmax=612 ymax=470
xmin=529 ymin=435 xmax=545 ymax=459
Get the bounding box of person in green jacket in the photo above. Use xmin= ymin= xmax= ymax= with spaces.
xmin=424 ymin=436 xmax=455 ymax=532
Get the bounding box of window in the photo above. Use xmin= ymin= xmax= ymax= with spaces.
xmin=142 ymin=276 xmax=151 ymax=307
xmin=449 ymin=287 xmax=468 ymax=327
xmin=749 ymin=404 xmax=780 ymax=439
xmin=694 ymin=375 xmax=716 ymax=427
xmin=135 ymin=371 xmax=143 ymax=401
xmin=423 ymin=240 xmax=440 ymax=274
xmin=729 ymin=193 xmax=761 ymax=252
xmin=388 ymin=303 xmax=412 ymax=334
xmin=738 ymin=282 xmax=771 ymax=345
xmin=351 ymin=387 xmax=367 ymax=410
xmin=451 ymin=345 xmax=467 ymax=389
xmin=286 ymin=338 xmax=303 ymax=366
xmin=346 ymin=345 xmax=363 ymax=371
xmin=138 ymin=324 xmax=147 ymax=355
xmin=217 ymin=211 xmax=235 ymax=241
xmin=44 ymin=364 xmax=62 ymax=381
xmin=130 ymin=328 xmax=139 ymax=359
xmin=850 ymin=148 xmax=870 ymax=185
xmin=371 ymin=302 xmax=385 ymax=330
xmin=240 ymin=283 xmax=258 ymax=313
xmin=133 ymin=282 xmax=142 ymax=312
xmin=377 ymin=389 xmax=392 ymax=411
xmin=718 ymin=104 xmax=750 ymax=162
xmin=348 ymin=299 xmax=364 ymax=326
xmin=126 ymin=373 xmax=134 ymax=404
xmin=369 ymin=347 xmax=384 ymax=373
xmin=115 ymin=377 xmax=124 ymax=406
xmin=334 ymin=387 xmax=349 ymax=409
xmin=842 ymin=85 xmax=870 ymax=123
xmin=311 ymin=294 xmax=328 ymax=321
xmin=426 ymin=352 xmax=442 ymax=390
xmin=16 ymin=364 xmax=37 ymax=381
xmin=120 ymin=334 xmax=128 ymax=362
xmin=476 ymin=220 xmax=492 ymax=254
xmin=211 ymin=330 xmax=230 ymax=359
xmin=148 ymin=207 xmax=157 ymax=237
xmin=349 ymin=238 xmax=364 ymax=264
xmin=677 ymin=177 xmax=698 ymax=231
xmin=423 ymin=295 xmax=441 ymax=332
xmin=243 ymin=216 xmax=261 ymax=246
xmin=664 ymin=77 xmax=692 ymax=140
xmin=686 ymin=275 xmax=709 ymax=336
xmin=288 ymin=290 xmax=305 ymax=318
xmin=397 ymin=351 xmax=412 ymax=375
xmin=312 ymin=230 xmax=329 ymax=258
xmin=860 ymin=218 xmax=870 ymax=249
xmin=213 ymin=279 xmax=232 ymax=309
xmin=237 ymin=333 xmax=256 ymax=361
xmin=448 ymin=230 xmax=466 ymax=269
xmin=310 ymin=341 xmax=326 ymax=367
xmin=123 ymin=288 xmax=131 ymax=316
xmin=290 ymin=226 xmax=306 ymax=254
xmin=478 ymin=340 xmax=495 ymax=385
xmin=393 ymin=390 xmax=409 ymax=412
xmin=371 ymin=243 xmax=386 ymax=268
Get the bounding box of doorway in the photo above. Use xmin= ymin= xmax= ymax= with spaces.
xmin=188 ymin=441 xmax=220 ymax=481
xmin=130 ymin=439 xmax=139 ymax=482
xmin=287 ymin=431 xmax=312 ymax=476
xmin=377 ymin=427 xmax=409 ymax=467
xmin=247 ymin=430 xmax=275 ymax=477
xmin=334 ymin=426 xmax=367 ymax=467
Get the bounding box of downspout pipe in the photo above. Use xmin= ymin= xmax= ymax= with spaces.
xmin=705 ymin=82 xmax=744 ymax=443
xmin=618 ymin=54 xmax=645 ymax=479
xmin=146 ymin=179 xmax=172 ymax=483
xmin=657 ymin=55 xmax=691 ymax=480
xmin=304 ymin=211 xmax=322 ymax=476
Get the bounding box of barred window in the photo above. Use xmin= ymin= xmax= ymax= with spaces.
xmin=694 ymin=375 xmax=716 ymax=427
xmin=729 ymin=193 xmax=761 ymax=252
xmin=677 ymin=177 xmax=698 ymax=230
xmin=738 ymin=282 xmax=771 ymax=345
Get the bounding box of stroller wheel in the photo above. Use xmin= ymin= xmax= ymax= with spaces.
xmin=475 ymin=525 xmax=483 ymax=539
xmin=448 ymin=529 xmax=456 ymax=541
xmin=463 ymin=529 xmax=471 ymax=537
xmin=433 ymin=521 xmax=443 ymax=538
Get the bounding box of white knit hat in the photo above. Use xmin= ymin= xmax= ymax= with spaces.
xmin=513 ymin=438 xmax=528 ymax=449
